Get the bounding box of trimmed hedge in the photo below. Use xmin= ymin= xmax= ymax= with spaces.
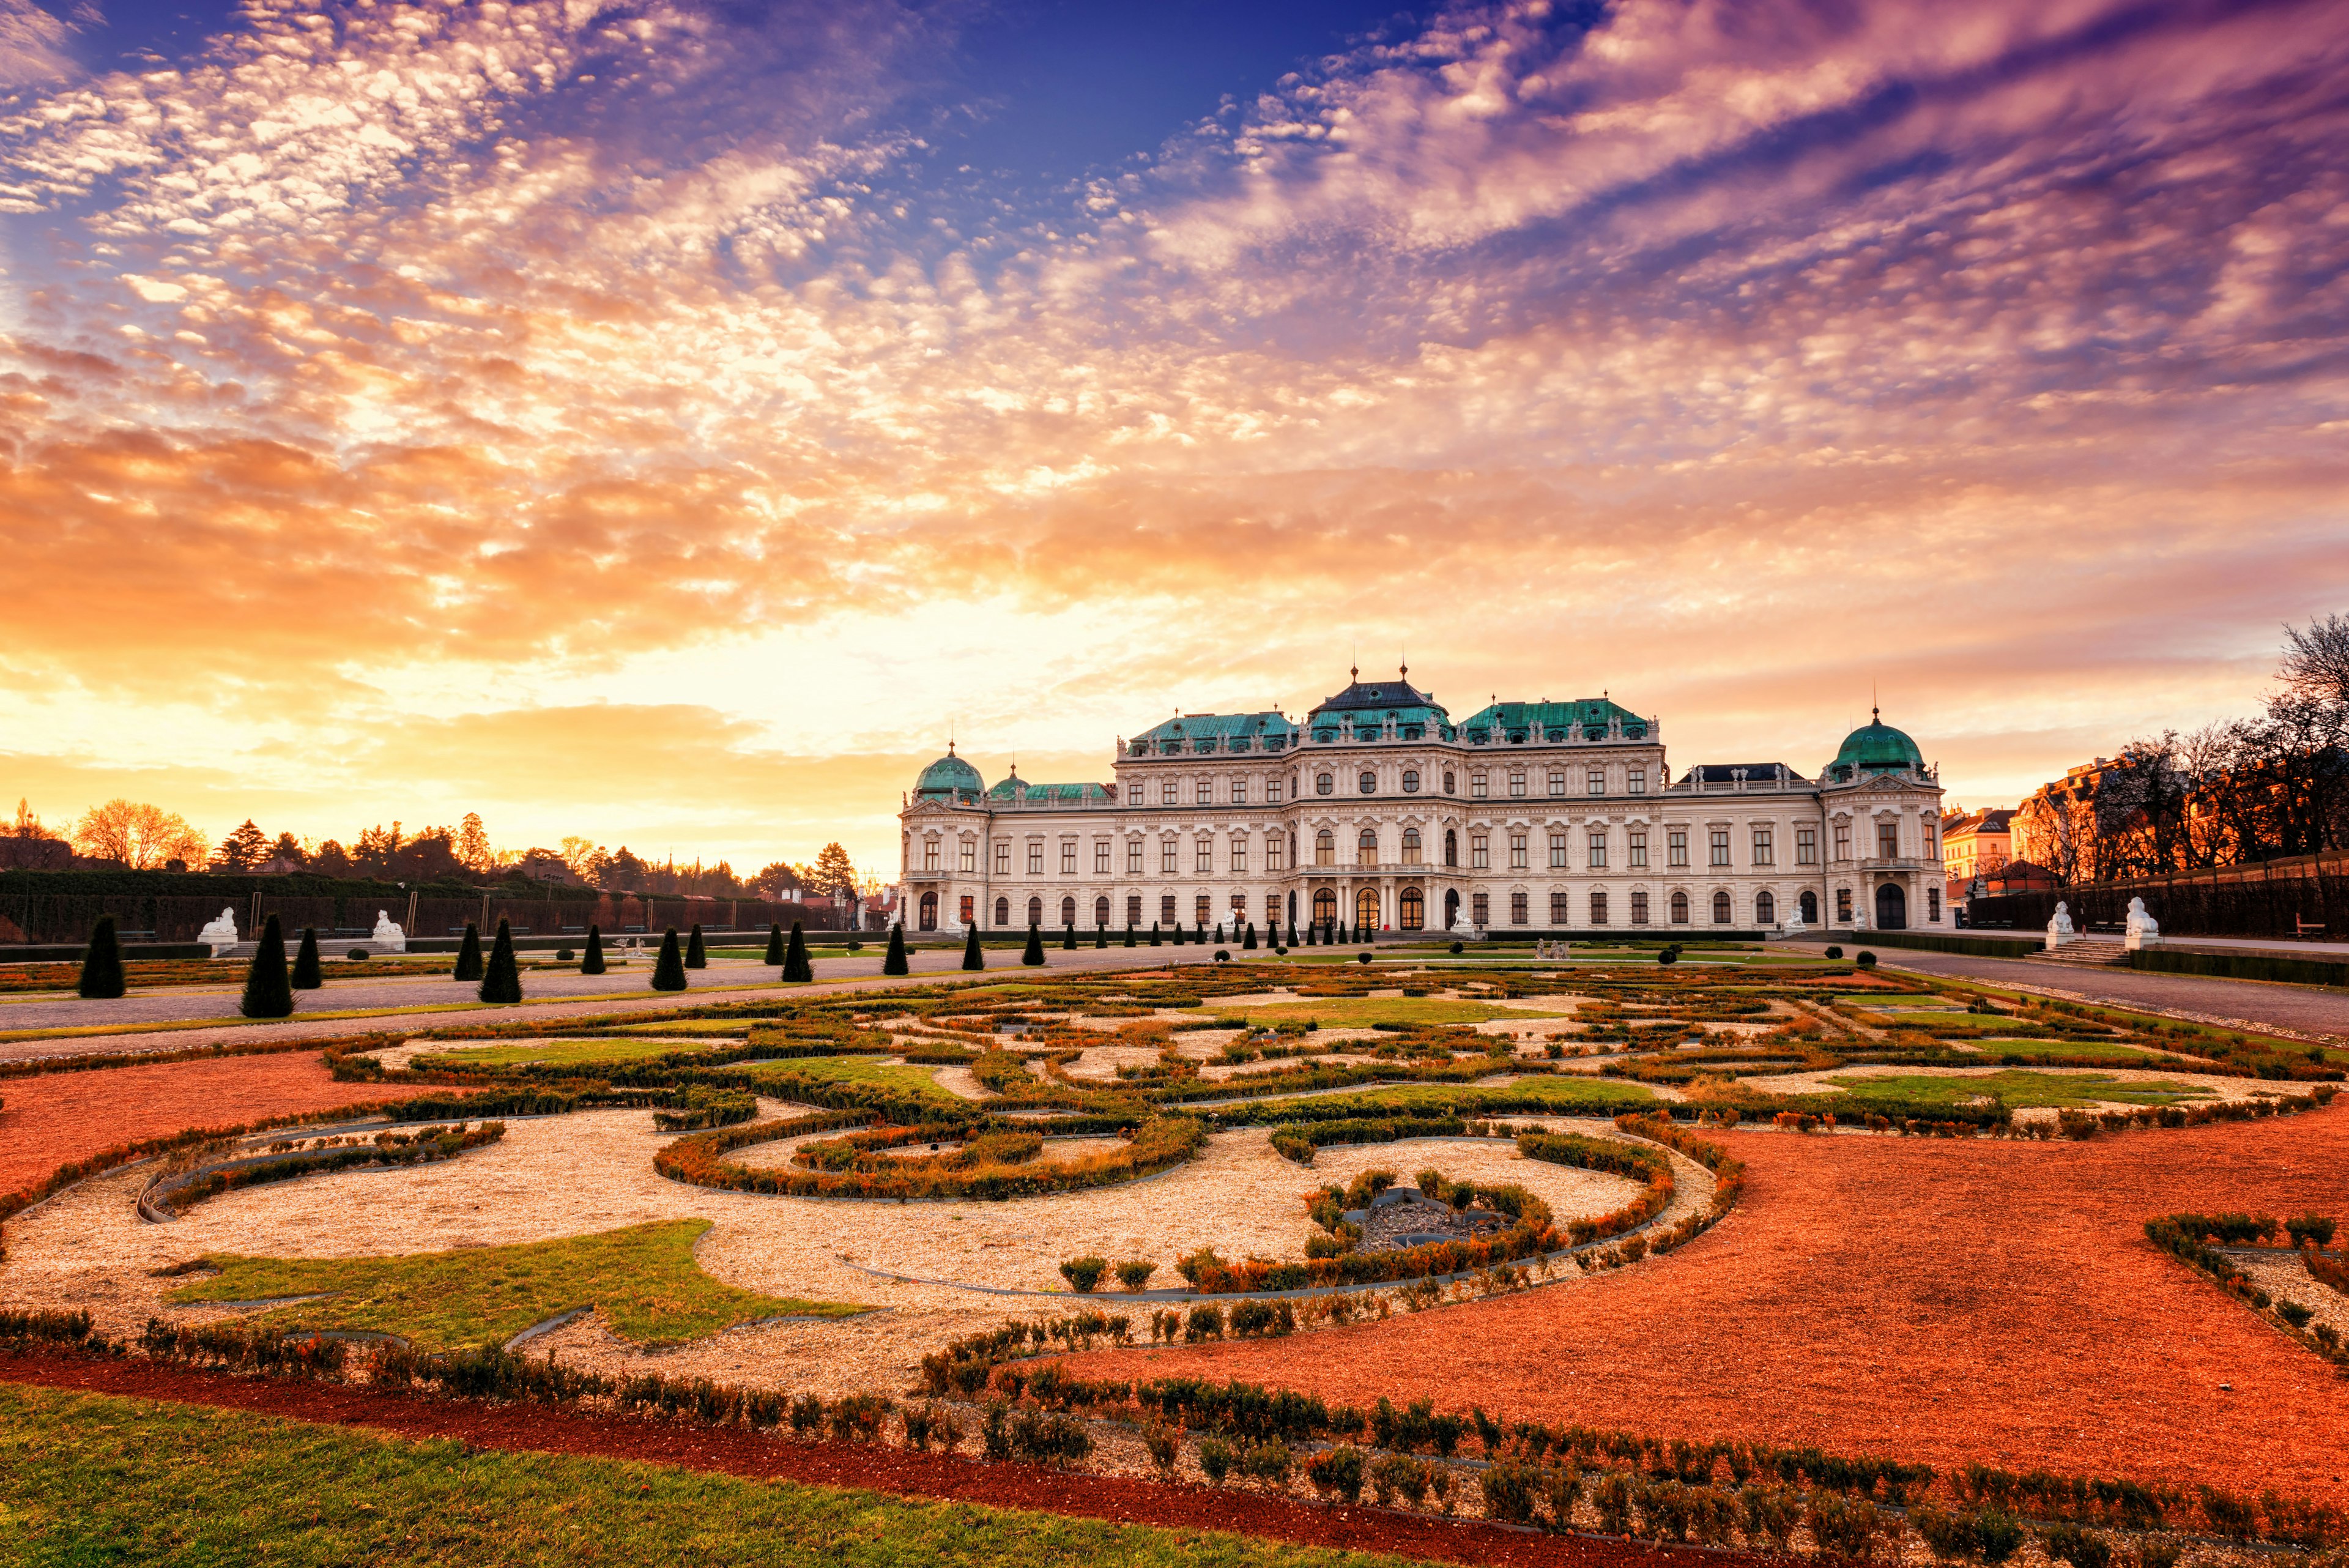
xmin=655 ymin=1112 xmax=1206 ymax=1201
xmin=1794 ymin=931 xmax=2042 ymax=960
xmin=2129 ymin=948 xmax=2349 ymax=987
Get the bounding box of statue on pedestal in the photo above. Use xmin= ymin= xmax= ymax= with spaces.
xmin=2123 ymin=897 xmax=2161 ymax=950
xmin=2046 ymin=901 xmax=2077 ymax=948
xmin=198 ymin=906 xmax=239 ymax=956
xmin=371 ymin=910 xmax=407 ymax=952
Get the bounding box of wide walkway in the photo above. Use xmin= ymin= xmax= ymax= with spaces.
xmin=1876 ymin=948 xmax=2349 ymax=1037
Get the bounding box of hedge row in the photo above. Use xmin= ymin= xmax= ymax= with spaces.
xmin=2143 ymin=1213 xmax=2348 ymax=1369
xmin=655 ymin=1112 xmax=1206 ymax=1202
xmin=144 ymin=1122 xmax=507 ymax=1219
xmin=2129 ymin=948 xmax=2349 ymax=987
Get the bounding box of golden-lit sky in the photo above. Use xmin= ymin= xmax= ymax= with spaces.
xmin=2 ymin=0 xmax=2345 ymax=874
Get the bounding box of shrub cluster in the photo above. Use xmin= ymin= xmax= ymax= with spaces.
xmin=2145 ymin=1212 xmax=2349 ymax=1369
xmin=143 ymin=1122 xmax=506 ymax=1219
xmin=658 ymin=1114 xmax=1203 ymax=1202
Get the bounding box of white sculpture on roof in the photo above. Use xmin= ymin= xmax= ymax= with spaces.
xmin=198 ymin=906 xmax=239 ymax=956
xmin=2124 ymin=897 xmax=2161 ymax=950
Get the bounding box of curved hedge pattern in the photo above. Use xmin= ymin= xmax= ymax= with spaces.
xmin=655 ymin=1112 xmax=1207 ymax=1202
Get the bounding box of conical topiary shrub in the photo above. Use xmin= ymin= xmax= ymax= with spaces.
xmin=1061 ymin=922 xmax=1076 ymax=951
xmin=783 ymin=921 xmax=813 ymax=983
xmin=883 ymin=923 xmax=910 ymax=976
xmin=1304 ymin=921 xmax=1317 ymax=946
xmin=1123 ymin=924 xmax=1135 ymax=948
xmin=651 ymin=927 xmax=688 ymax=990
xmin=962 ymin=923 xmax=985 ymax=971
xmin=1244 ymin=922 xmax=1258 ymax=951
xmin=478 ymin=918 xmax=522 ymax=1004
xmin=764 ymin=923 xmax=785 ymax=964
xmin=1195 ymin=921 xmax=1206 ymax=945
xmin=453 ymin=923 xmax=484 ymax=982
xmin=1094 ymin=924 xmax=1106 ymax=949
xmin=1214 ymin=922 xmax=1225 ymax=944
xmin=77 ymin=913 xmax=126 ymax=999
xmin=240 ymin=913 xmax=293 ymax=1019
xmin=1149 ymin=921 xmax=1161 ymax=946
xmin=1022 ymin=924 xmax=1045 ymax=967
xmin=685 ymin=923 xmax=707 ymax=968
xmin=1170 ymin=921 xmax=1184 ymax=946
xmin=291 ymin=926 xmax=323 ymax=989
xmin=581 ymin=925 xmax=607 ymax=975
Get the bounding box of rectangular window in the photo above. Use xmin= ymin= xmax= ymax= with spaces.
xmin=1587 ymin=767 xmax=1605 ymax=797
xmin=1709 ymin=828 xmax=1731 ymax=868
xmin=1589 ymin=831 xmax=1608 ymax=869
xmin=1161 ymin=840 xmax=1178 ymax=874
xmin=1509 ymin=833 xmax=1528 ymax=870
xmin=1267 ymin=778 xmax=1283 ymax=804
xmin=1510 ymin=892 xmax=1528 ymax=924
xmin=1196 ymin=839 xmax=1214 ymax=874
xmin=1509 ymin=771 xmax=1526 ymax=798
xmin=1929 ymin=887 xmax=1942 ymax=921
xmin=1548 ymin=831 xmax=1568 ymax=869
xmin=1668 ymin=829 xmax=1689 ymax=867
xmin=1924 ymin=825 xmax=1937 ymax=858
xmin=1471 ymin=771 xmax=1490 ymax=799
xmin=1061 ymin=842 xmax=1077 ymax=875
xmin=1795 ymin=827 xmax=1818 ymax=866
xmin=1161 ymin=893 xmax=1177 ymax=924
xmin=1631 ymin=890 xmax=1649 ymax=924
xmin=959 ymin=894 xmax=974 ymax=924
xmin=995 ymin=841 xmax=1011 ymax=874
xmin=1472 ymin=892 xmax=1490 ymax=926
xmin=1471 ymin=834 xmax=1491 ymax=869
xmin=1879 ymin=822 xmax=1900 ymax=860
xmin=1590 ymin=891 xmax=1608 ymax=926
xmin=1629 ymin=768 xmax=1646 ymax=795
xmin=1197 ymin=779 xmax=1212 ymax=805
xmin=1027 ymin=843 xmax=1044 ymax=875
xmin=1229 ymin=836 xmax=1248 ymax=873
xmin=1195 ymin=893 xmax=1212 ymax=924
xmin=1548 ymin=769 xmax=1565 ymax=797
xmin=1833 ymin=823 xmax=1850 ymax=861
xmin=1127 ymin=894 xmax=1142 ymax=925
xmin=923 ymin=842 xmax=939 ymax=870
xmin=1127 ymin=841 xmax=1143 ymax=875
xmin=1266 ymin=834 xmax=1285 ymax=871
xmin=960 ymin=841 xmax=976 ymax=873
xmin=1231 ymin=777 xmax=1247 ymax=804
xmin=1751 ymin=829 xmax=1773 ymax=867
xmin=1836 ymin=886 xmax=1853 ymax=921
xmin=1549 ymin=891 xmax=1570 ymax=923
xmin=1095 ymin=841 xmax=1111 ymax=874
xmin=1162 ymin=781 xmax=1178 ymax=806
xmin=1629 ymin=831 xmax=1648 ymax=869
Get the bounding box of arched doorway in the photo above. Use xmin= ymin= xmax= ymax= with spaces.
xmin=1444 ymin=888 xmax=1460 ymax=928
xmin=1312 ymin=888 xmax=1337 ymax=927
xmin=1026 ymin=896 xmax=1043 ymax=926
xmin=1356 ymin=886 xmax=1380 ymax=931
xmin=918 ymin=891 xmax=937 ymax=931
xmin=1875 ymin=883 xmax=1908 ymax=929
xmin=1798 ymin=890 xmax=1817 ymax=924
xmin=1400 ymin=887 xmax=1425 ymax=929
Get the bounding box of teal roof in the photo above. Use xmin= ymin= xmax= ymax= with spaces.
xmin=913 ymin=749 xmax=984 ymax=801
xmin=1458 ymin=697 xmax=1647 ymax=744
xmin=1130 ymin=710 xmax=1295 ymax=755
xmin=1306 ymin=675 xmax=1452 ymax=741
xmin=1827 ymin=713 xmax=1925 ymax=780
xmin=986 ymin=779 xmax=1115 ymax=804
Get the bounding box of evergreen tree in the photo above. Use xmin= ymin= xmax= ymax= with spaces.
xmin=685 ymin=923 xmax=707 ymax=968
xmin=1061 ymin=921 xmax=1076 ymax=950
xmin=1123 ymin=923 xmax=1135 ymax=948
xmin=782 ymin=921 xmax=813 ymax=982
xmin=962 ymin=923 xmax=985 ymax=971
xmin=883 ymin=923 xmax=910 ymax=976
xmin=239 ymin=913 xmax=294 ymax=1018
xmin=1094 ymin=924 xmax=1106 ymax=949
xmin=581 ymin=926 xmax=606 ymax=975
xmin=1022 ymin=924 xmax=1045 ymax=967
xmin=1195 ymin=920 xmax=1206 ymax=944
xmin=76 ymin=913 xmax=126 ymax=999
xmin=1149 ymin=921 xmax=1161 ymax=946
xmin=651 ymin=927 xmax=688 ymax=990
xmin=478 ymin=919 xmax=522 ymax=1004
xmin=1214 ymin=921 xmax=1225 ymax=943
xmin=1244 ymin=922 xmax=1258 ymax=951
xmin=763 ymin=923 xmax=785 ymax=964
xmin=452 ymin=923 xmax=484 ymax=982
xmin=1304 ymin=921 xmax=1317 ymax=946
xmin=1170 ymin=921 xmax=1183 ymax=946
xmin=291 ymin=926 xmax=323 ymax=989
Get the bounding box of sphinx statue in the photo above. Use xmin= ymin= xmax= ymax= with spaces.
xmin=370 ymin=910 xmax=407 ymax=952
xmin=197 ymin=906 xmax=239 ymax=956
xmin=2046 ymin=901 xmax=2077 ymax=949
xmin=2123 ymin=897 xmax=2161 ymax=951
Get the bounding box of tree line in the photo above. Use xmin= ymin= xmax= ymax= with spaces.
xmin=2016 ymin=616 xmax=2349 ymax=883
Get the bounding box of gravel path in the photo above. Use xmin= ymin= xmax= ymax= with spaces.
xmin=1869 ymin=949 xmax=2349 ymax=1038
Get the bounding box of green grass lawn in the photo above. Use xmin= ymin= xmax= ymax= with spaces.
xmin=740 ymin=1055 xmax=958 ymax=1100
xmin=1241 ymin=1075 xmax=1655 ymax=1116
xmin=614 ymin=1019 xmax=765 ymax=1035
xmin=1823 ymin=1069 xmax=2216 ymax=1110
xmin=1211 ymin=996 xmax=1577 ymax=1029
xmin=1961 ymin=1038 xmax=2161 ymax=1063
xmin=167 ymin=1221 xmax=863 ymax=1351
xmin=416 ymin=1036 xmax=735 ymax=1069
xmin=0 ymin=1385 xmax=1441 ymax=1568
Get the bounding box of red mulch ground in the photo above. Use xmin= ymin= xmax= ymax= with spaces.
xmin=0 ymin=1350 xmax=1794 ymax=1568
xmin=0 ymin=1051 xmax=433 ymax=1200
xmin=1066 ymin=1108 xmax=2349 ymax=1508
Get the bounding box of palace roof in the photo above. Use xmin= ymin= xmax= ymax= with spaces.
xmin=1305 ymin=674 xmax=1452 ymax=741
xmin=1826 ymin=712 xmax=1927 ymax=782
xmin=1128 ymin=710 xmax=1295 ymax=756
xmin=1458 ymin=697 xmax=1647 ymax=744
xmin=912 ymin=748 xmax=984 ymax=802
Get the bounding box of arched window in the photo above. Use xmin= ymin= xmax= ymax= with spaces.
xmin=1356 ymin=886 xmax=1381 ymax=931
xmin=1400 ymin=887 xmax=1425 ymax=929
xmin=1712 ymin=890 xmax=1732 ymax=924
xmin=1312 ymin=888 xmax=1337 ymax=924
xmin=1800 ymin=890 xmax=1819 ymax=924
xmin=1094 ymin=896 xmax=1110 ymax=926
xmin=1061 ymin=896 xmax=1077 ymax=926
xmin=1358 ymin=770 xmax=1376 ymax=795
xmin=1442 ymin=770 xmax=1456 ymax=793
xmin=1444 ymin=829 xmax=1458 ymax=868
xmin=1403 ymin=769 xmax=1420 ymax=793
xmin=1401 ymin=828 xmax=1422 ymax=864
xmin=1126 ymin=893 xmax=1142 ymax=926
xmin=1357 ymin=827 xmax=1378 ymax=866
xmin=1316 ymin=773 xmax=1335 ymax=796
xmin=1315 ymin=830 xmax=1335 ymax=866
xmin=1754 ymin=890 xmax=1776 ymax=924
xmin=994 ymin=896 xmax=1009 ymax=926
xmin=1026 ymin=896 xmax=1043 ymax=926
xmin=1670 ymin=890 xmax=1690 ymax=924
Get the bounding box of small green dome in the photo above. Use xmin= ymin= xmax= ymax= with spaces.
xmin=913 ymin=748 xmax=983 ymax=800
xmin=1829 ymin=712 xmax=1924 ymax=779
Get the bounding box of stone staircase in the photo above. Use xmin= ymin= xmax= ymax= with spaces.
xmin=2025 ymin=937 xmax=2131 ymax=968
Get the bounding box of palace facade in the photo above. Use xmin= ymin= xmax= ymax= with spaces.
xmin=896 ymin=671 xmax=1946 ymax=938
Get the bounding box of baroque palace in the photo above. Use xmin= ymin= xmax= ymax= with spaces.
xmin=896 ymin=670 xmax=1946 ymax=938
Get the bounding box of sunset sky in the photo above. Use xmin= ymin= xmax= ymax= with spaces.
xmin=2 ymin=0 xmax=2345 ymax=874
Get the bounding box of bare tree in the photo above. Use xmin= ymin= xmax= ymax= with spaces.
xmin=71 ymin=800 xmax=209 ymax=869
xmin=2280 ymin=613 xmax=2349 ymax=714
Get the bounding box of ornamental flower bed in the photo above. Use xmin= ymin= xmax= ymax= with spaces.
xmin=654 ymin=1111 xmax=1207 ymax=1201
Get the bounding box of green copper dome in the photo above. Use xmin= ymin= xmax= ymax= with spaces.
xmin=913 ymin=747 xmax=984 ymax=801
xmin=1828 ymin=712 xmax=1924 ymax=780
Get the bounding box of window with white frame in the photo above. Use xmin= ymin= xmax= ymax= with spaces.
xmin=1230 ymin=835 xmax=1248 ymax=873
xmin=1589 ymin=830 xmax=1608 ymax=869
xmin=1471 ymin=833 xmax=1491 ymax=869
xmin=1061 ymin=842 xmax=1077 ymax=875
xmin=1231 ymin=776 xmax=1247 ymax=804
xmin=1358 ymin=827 xmax=1378 ymax=867
xmin=1359 ymin=770 xmax=1376 ymax=795
xmin=1629 ymin=830 xmax=1648 ymax=868
xmin=1629 ymin=768 xmax=1646 ymax=795
xmin=1471 ymin=771 xmax=1488 ymax=798
xmin=1509 ymin=771 xmax=1526 ymax=798
xmin=1751 ymin=828 xmax=1773 ymax=867
xmin=1160 ymin=893 xmax=1177 ymax=923
xmin=960 ymin=840 xmax=976 ymax=873
xmin=1587 ymin=767 xmax=1605 ymax=796
xmin=1472 ymin=891 xmax=1490 ymax=924
xmin=1095 ymin=840 xmax=1111 ymax=874
xmin=1668 ymin=829 xmax=1689 ymax=867
xmin=1548 ymin=831 xmax=1567 ymax=869
xmin=1317 ymin=773 xmax=1335 ymax=796
xmin=1631 ymin=890 xmax=1649 ymax=924
xmin=1195 ymin=838 xmax=1214 ymax=873
xmin=1402 ymin=828 xmax=1422 ymax=865
xmin=1834 ymin=822 xmax=1852 ymax=861
xmin=1162 ymin=780 xmax=1178 ymax=805
xmin=1590 ymin=891 xmax=1609 ymax=925
xmin=1316 ymin=830 xmax=1335 ymax=866
xmin=1403 ymin=769 xmax=1420 ymax=793
xmin=995 ymin=840 xmax=1011 ymax=874
xmin=1929 ymin=887 xmax=1942 ymax=921
xmin=1709 ymin=828 xmax=1731 ymax=867
xmin=1027 ymin=842 xmax=1044 ymax=874
xmin=1510 ymin=891 xmax=1528 ymax=924
xmin=1509 ymin=832 xmax=1528 ymax=870
xmin=1548 ymin=768 xmax=1565 ymax=797
xmin=1266 ymin=834 xmax=1285 ymax=871
xmin=923 ymin=841 xmax=939 ymax=870
xmin=1197 ymin=778 xmax=1212 ymax=805
xmin=1161 ymin=838 xmax=1179 ymax=874
xmin=1796 ymin=827 xmax=1818 ymax=866
xmin=1549 ymin=890 xmax=1569 ymax=923
xmin=1267 ymin=776 xmax=1283 ymax=803
xmin=1879 ymin=820 xmax=1901 ymax=860
xmin=1127 ymin=840 xmax=1143 ymax=874
xmin=1836 ymin=886 xmax=1852 ymax=921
